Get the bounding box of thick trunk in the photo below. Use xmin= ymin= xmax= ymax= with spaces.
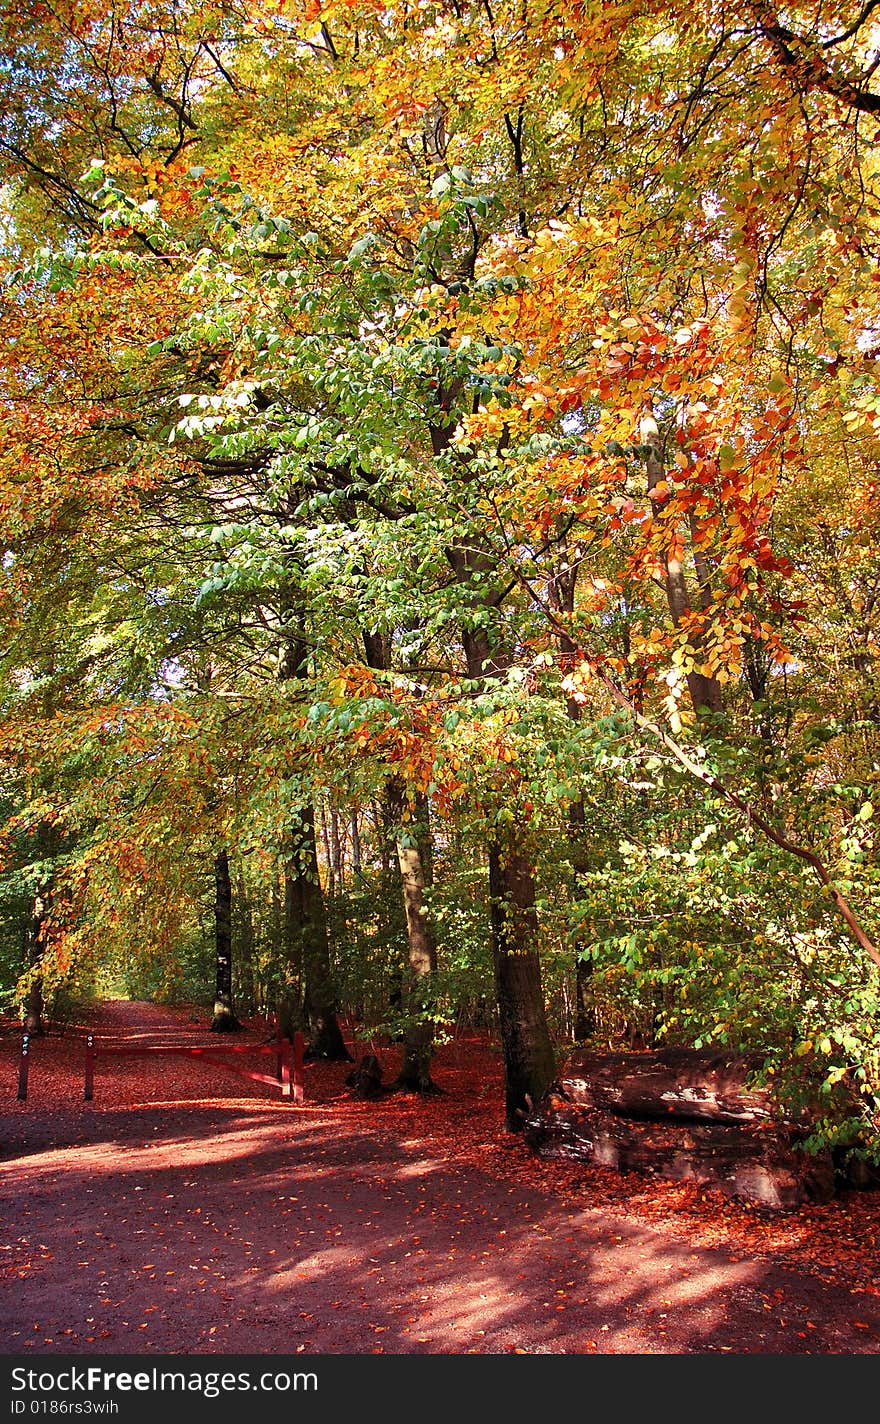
xmin=350 ymin=811 xmax=362 ymax=873
xmin=568 ymin=800 xmax=594 ymax=1042
xmin=23 ymin=980 xmax=44 ymax=1036
xmin=574 ymin=953 xmax=593 ymax=1044
xmin=395 ymin=800 xmax=439 ymax=1092
xmin=451 ymin=559 xmax=556 ymax=1129
xmin=211 ymin=849 xmax=241 ymax=1032
xmin=488 ymin=847 xmax=557 ymax=1129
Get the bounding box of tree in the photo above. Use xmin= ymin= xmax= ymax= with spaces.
xmin=211 ymin=846 xmax=240 ymax=1030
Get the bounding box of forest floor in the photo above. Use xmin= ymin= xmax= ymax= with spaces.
xmin=1 ymin=999 xmax=879 ymax=1356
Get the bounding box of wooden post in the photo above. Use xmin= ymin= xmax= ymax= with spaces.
xmin=84 ymin=1034 xmax=94 ymax=1101
xmin=280 ymin=1037 xmax=291 ymax=1099
xmin=17 ymin=1033 xmax=29 ymax=1101
xmin=293 ymin=1029 xmax=305 ymax=1104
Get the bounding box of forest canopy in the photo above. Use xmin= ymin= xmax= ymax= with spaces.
xmin=1 ymin=0 xmax=879 ymax=1153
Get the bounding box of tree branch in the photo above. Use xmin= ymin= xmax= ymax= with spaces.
xmin=516 ymin=566 xmax=880 ymax=969
xmin=752 ymin=0 xmax=880 ymax=112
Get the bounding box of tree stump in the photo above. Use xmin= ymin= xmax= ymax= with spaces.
xmin=345 ymin=1054 xmax=385 ymax=1100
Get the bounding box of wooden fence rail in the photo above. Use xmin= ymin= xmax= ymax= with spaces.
xmin=83 ymin=1027 xmax=305 ymax=1104
xmin=14 ymin=1023 xmax=306 ymax=1106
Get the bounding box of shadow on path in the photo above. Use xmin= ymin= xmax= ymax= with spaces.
xmin=3 ymin=1099 xmax=879 ymax=1355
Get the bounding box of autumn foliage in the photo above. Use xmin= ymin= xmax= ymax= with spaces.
xmin=1 ymin=1 xmax=879 ymax=1156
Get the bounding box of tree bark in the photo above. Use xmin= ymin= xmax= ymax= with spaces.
xmin=350 ymin=811 xmax=362 ymax=873
xmin=330 ymin=808 xmax=343 ymax=889
xmin=574 ymin=952 xmax=593 ymax=1044
xmin=234 ymin=867 xmax=257 ymax=1016
xmin=23 ymin=819 xmax=57 ymax=1035
xmin=211 ymin=848 xmax=241 ymax=1031
xmin=276 ymin=863 xmax=305 ymax=1039
xmin=523 ymin=1051 xmax=840 ymax=1209
xmin=293 ymin=805 xmax=351 ymax=1060
xmin=488 ymin=846 xmax=557 ymax=1129
xmin=319 ymin=802 xmax=336 ymax=898
xmin=395 ymin=795 xmax=439 ymax=1092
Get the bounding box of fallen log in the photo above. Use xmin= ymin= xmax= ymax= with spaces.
xmin=523 ymin=1092 xmax=835 ymax=1210
xmin=557 ymin=1047 xmax=778 ymax=1124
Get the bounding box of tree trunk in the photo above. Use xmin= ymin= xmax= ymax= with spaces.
xmin=523 ymin=1047 xmax=838 ymax=1208
xmin=23 ymin=886 xmax=47 ymax=1036
xmin=294 ymin=806 xmax=352 ymax=1060
xmin=330 ymin=808 xmax=343 ymax=889
xmin=234 ymin=867 xmax=257 ymax=1016
xmin=23 ymin=818 xmax=57 ymax=1036
xmin=549 ymin=553 xmax=595 ymax=1042
xmin=429 ymin=370 xmax=556 ymax=1130
xmin=395 ymin=795 xmax=439 ymax=1092
xmin=450 ymin=620 xmax=556 ymax=1126
xmin=350 ymin=811 xmax=362 ymax=873
xmin=362 ymin=631 xmax=441 ymax=1091
xmin=568 ymin=799 xmax=595 ymax=1043
xmin=266 ymin=872 xmax=284 ymax=1025
xmin=319 ymin=802 xmax=336 ymax=898
xmin=574 ymin=951 xmax=593 ymax=1044
xmin=370 ymin=800 xmax=390 ymax=877
xmin=488 ymin=846 xmax=557 ymax=1129
xmin=277 ymin=863 xmax=305 ymax=1039
xmin=277 ymin=595 xmax=349 ymax=1059
xmin=211 ymin=849 xmax=241 ymax=1031
xmin=450 ymin=572 xmax=556 ymax=1129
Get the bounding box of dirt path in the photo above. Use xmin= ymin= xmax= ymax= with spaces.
xmin=2 ymin=1001 xmax=879 ymax=1355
